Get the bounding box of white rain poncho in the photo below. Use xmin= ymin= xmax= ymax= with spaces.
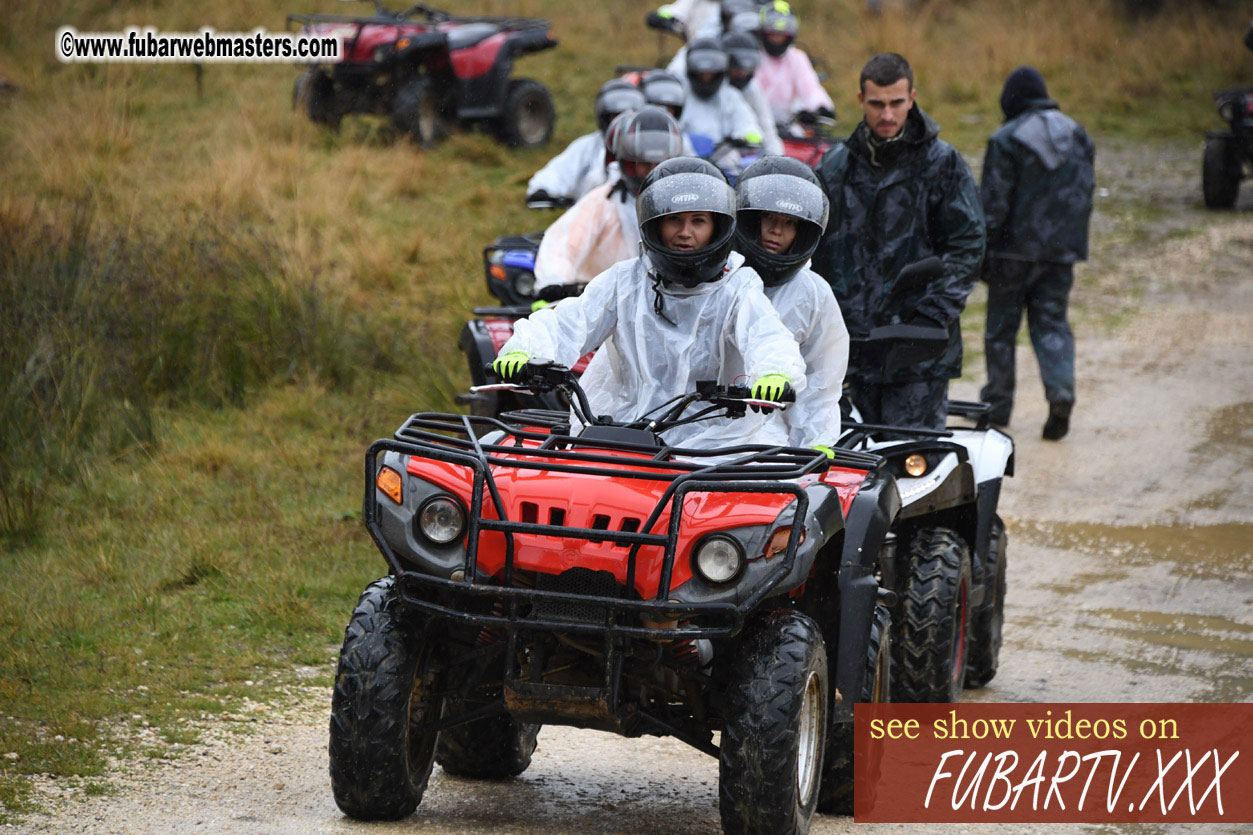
xmin=678 ymin=78 xmax=763 ymax=147
xmin=526 ymin=132 xmax=611 ymax=203
xmin=762 ymin=263 xmax=849 ymax=448
xmin=655 ymin=0 xmax=720 ymax=39
xmin=500 ymin=251 xmax=807 ymax=451
xmin=532 ymin=180 xmax=640 ymax=292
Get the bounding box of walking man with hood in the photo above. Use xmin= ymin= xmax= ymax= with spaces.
xmin=812 ymin=52 xmax=985 ymax=430
xmin=979 ymin=66 xmax=1095 ymax=440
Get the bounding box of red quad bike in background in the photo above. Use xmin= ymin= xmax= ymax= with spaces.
xmin=288 ymin=0 xmax=557 ymax=147
xmin=330 ymin=364 xmax=903 ymax=828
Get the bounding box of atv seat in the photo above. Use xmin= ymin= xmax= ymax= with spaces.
xmin=447 ymin=22 xmax=501 ymax=51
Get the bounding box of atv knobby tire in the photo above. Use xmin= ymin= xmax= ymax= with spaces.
xmin=392 ymin=77 xmax=447 ymax=148
xmin=719 ymin=609 xmax=827 ymax=835
xmin=891 ymin=527 xmax=972 ymax=703
xmin=329 ymin=576 xmax=441 ymax=820
xmin=817 ymin=603 xmax=889 ymax=815
xmin=294 ymin=69 xmax=339 ymax=130
xmin=1203 ymin=134 xmax=1241 ymax=209
xmin=436 ymin=710 xmax=539 ymax=778
xmin=965 ymin=516 xmax=1007 ymax=688
xmin=497 ymin=79 xmax=554 ymax=148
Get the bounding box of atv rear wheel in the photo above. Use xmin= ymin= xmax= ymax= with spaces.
xmin=393 ymin=77 xmax=448 ymax=148
xmin=719 ymin=610 xmax=827 ymax=835
xmin=496 ymin=79 xmax=554 ymax=148
xmin=891 ymin=527 xmax=972 ymax=703
xmin=294 ymin=69 xmax=339 ymax=130
xmin=965 ymin=516 xmax=1007 ymax=688
xmin=1203 ymin=134 xmax=1241 ymax=209
xmin=817 ymin=603 xmax=889 ymax=815
xmin=329 ymin=576 xmax=441 ymax=820
xmin=436 ymin=712 xmax=540 ymax=778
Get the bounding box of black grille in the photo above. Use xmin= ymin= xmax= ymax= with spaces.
xmin=531 ymin=568 xmax=624 ymax=625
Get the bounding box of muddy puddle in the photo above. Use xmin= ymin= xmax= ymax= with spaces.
xmin=984 ymin=519 xmax=1253 ymax=705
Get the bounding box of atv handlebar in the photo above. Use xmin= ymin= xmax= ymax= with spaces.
xmin=474 ymin=363 xmax=793 ymax=431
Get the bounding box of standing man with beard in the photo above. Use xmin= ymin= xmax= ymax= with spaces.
xmin=812 ymin=52 xmax=985 ymax=430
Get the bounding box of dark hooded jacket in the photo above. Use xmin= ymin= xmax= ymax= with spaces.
xmin=812 ymin=106 xmax=985 ymax=383
xmin=980 ymin=99 xmax=1096 ymax=264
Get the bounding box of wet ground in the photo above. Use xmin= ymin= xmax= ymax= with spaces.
xmin=14 ymin=141 xmax=1253 ymax=833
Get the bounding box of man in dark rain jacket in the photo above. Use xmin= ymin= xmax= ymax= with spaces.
xmin=979 ymin=66 xmax=1095 ymax=440
xmin=812 ymin=53 xmax=985 ymax=430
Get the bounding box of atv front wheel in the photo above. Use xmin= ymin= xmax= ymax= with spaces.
xmin=393 ymin=77 xmax=448 ymax=148
xmin=1203 ymin=134 xmax=1241 ymax=209
xmin=436 ymin=712 xmax=540 ymax=778
xmin=817 ymin=602 xmax=889 ymax=815
xmin=294 ymin=69 xmax=339 ymax=130
xmin=965 ymin=516 xmax=1007 ymax=688
xmin=891 ymin=527 xmax=972 ymax=703
xmin=719 ymin=610 xmax=827 ymax=835
xmin=329 ymin=576 xmax=442 ymax=820
xmin=497 ymin=79 xmax=554 ymax=148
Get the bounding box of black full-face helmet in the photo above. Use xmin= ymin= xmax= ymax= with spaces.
xmin=756 ymin=1 xmax=798 ymax=58
xmin=719 ymin=0 xmax=759 ymax=31
xmin=733 ymin=155 xmax=829 ymax=286
xmin=721 ymin=31 xmax=762 ymax=90
xmin=637 ymin=160 xmax=737 ymax=288
xmin=685 ymin=38 xmax=729 ymax=100
xmin=595 ymin=79 xmax=647 ymax=134
xmin=641 ymin=70 xmax=687 ymax=120
xmin=613 ymin=105 xmax=685 ymax=195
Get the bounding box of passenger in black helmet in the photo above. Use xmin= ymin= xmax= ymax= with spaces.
xmin=494 ymin=159 xmax=806 ymax=451
xmin=722 ymin=31 xmax=782 ymax=155
xmin=734 ymin=156 xmax=849 ymax=454
xmin=533 ymin=106 xmax=683 ymax=299
xmin=527 ymin=79 xmax=647 ymax=206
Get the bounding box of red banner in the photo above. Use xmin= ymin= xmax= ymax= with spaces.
xmin=854 ymin=703 xmax=1253 ymax=823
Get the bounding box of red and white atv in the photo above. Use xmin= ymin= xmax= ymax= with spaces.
xmin=289 ymin=0 xmax=557 ymax=147
xmin=331 ymin=364 xmax=902 ymax=828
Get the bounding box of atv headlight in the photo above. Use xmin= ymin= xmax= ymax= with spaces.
xmin=693 ymin=535 xmax=745 ymax=585
xmin=417 ymin=496 xmax=465 ymax=544
xmin=903 ymin=453 xmax=928 ymax=477
xmin=513 ymin=272 xmax=536 ymax=296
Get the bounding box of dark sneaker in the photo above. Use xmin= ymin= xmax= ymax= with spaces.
xmin=1042 ymin=402 xmax=1072 ymax=441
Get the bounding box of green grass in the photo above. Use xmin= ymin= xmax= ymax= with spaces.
xmin=0 ymin=0 xmax=1248 ymax=821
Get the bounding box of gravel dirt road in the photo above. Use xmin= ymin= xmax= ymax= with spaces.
xmin=13 ymin=141 xmax=1253 ymax=834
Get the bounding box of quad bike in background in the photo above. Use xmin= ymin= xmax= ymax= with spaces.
xmin=1202 ymin=86 xmax=1253 ymax=209
xmin=836 ymin=259 xmax=1014 ymax=703
xmin=1201 ymin=22 xmax=1253 ymax=209
xmin=779 ymin=111 xmax=839 ymax=168
xmin=288 ymin=0 xmax=557 ymax=147
xmin=331 ymin=365 xmax=902 ymax=826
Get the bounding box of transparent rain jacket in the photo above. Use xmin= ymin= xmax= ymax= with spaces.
xmin=678 ymin=79 xmax=763 ymax=146
xmin=526 ymin=132 xmax=611 ymax=203
xmin=501 ymin=251 xmax=807 ymax=451
xmin=533 ymin=181 xmax=640 ymax=292
xmin=762 ymin=263 xmax=848 ymax=447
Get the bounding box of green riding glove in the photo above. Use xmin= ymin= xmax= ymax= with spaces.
xmin=492 ymin=351 xmax=531 ymax=381
xmin=530 ymin=299 xmax=549 ymax=312
xmin=750 ymin=374 xmax=792 ymax=403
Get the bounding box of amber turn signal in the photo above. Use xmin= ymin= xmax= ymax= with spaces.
xmin=904 ymin=454 xmax=928 ymax=477
xmin=376 ymin=465 xmax=403 ymax=504
xmin=765 ymin=526 xmax=804 ymax=559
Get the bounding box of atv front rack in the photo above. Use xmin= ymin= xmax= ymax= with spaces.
xmin=364 ymin=411 xmax=881 ymax=642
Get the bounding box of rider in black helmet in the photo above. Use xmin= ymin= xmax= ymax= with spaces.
xmin=734 ymin=155 xmax=848 ymax=452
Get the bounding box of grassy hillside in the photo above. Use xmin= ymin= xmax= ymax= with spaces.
xmin=0 ymin=0 xmax=1249 ymax=820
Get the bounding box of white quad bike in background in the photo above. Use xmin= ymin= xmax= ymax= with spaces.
xmin=836 ymin=259 xmax=1014 ymax=703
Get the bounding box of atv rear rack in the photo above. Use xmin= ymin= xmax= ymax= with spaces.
xmin=364 ymin=411 xmax=881 ymax=642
